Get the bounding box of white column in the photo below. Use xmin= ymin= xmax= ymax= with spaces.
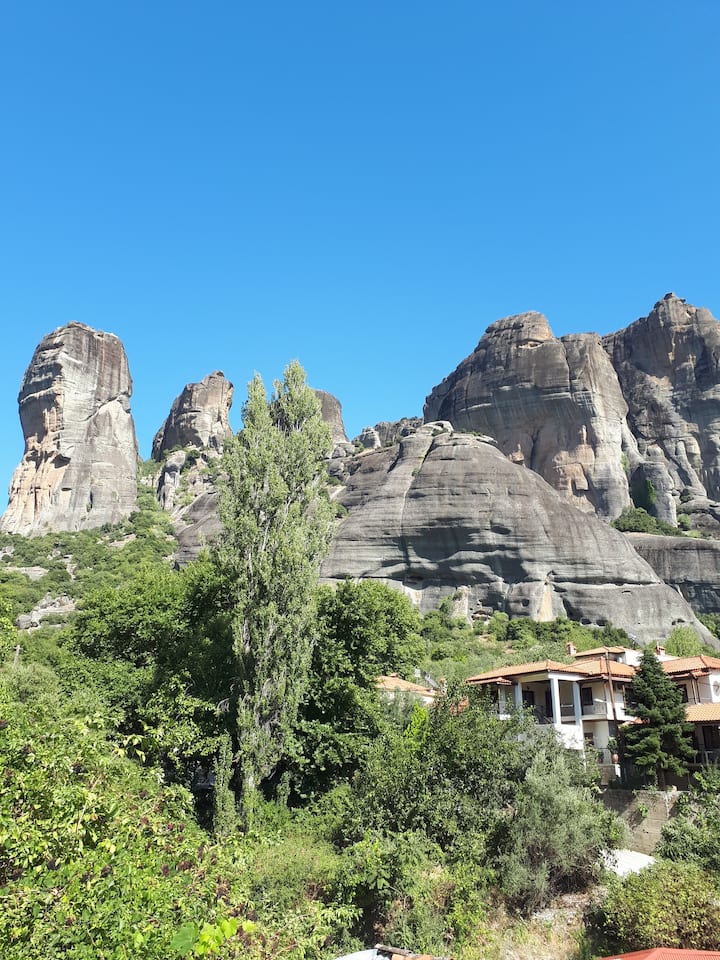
xmin=499 ymin=686 xmax=507 ymax=713
xmin=550 ymin=676 xmax=562 ymax=730
xmin=572 ymin=681 xmax=583 ymax=725
xmin=514 ymin=681 xmax=523 ymax=710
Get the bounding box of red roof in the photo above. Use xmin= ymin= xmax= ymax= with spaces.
xmin=662 ymin=655 xmax=720 ymax=675
xmin=466 ymin=657 xmax=635 ymax=685
xmin=597 ymin=949 xmax=720 ymax=959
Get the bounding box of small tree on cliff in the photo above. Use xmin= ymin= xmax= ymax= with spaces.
xmin=216 ymin=361 xmax=334 ymax=822
xmin=624 ymin=648 xmax=695 ymax=788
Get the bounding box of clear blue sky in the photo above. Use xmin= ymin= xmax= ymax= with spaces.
xmin=1 ymin=1 xmax=719 ymax=499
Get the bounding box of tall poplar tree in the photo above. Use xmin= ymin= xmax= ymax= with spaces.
xmin=216 ymin=361 xmax=333 ymax=821
xmin=624 ymin=648 xmax=695 ymax=788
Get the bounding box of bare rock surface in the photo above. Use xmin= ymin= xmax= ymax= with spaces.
xmin=603 ymin=293 xmax=720 ymax=515
xmin=0 ymin=322 xmax=138 ymax=535
xmin=321 ymin=424 xmax=711 ymax=645
xmin=314 ymin=390 xmax=347 ymax=444
xmin=627 ymin=532 xmax=720 ymax=613
xmin=152 ymin=372 xmax=233 ymax=460
xmin=424 ymin=313 xmax=634 ymax=519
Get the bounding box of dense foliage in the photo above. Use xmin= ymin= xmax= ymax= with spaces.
xmin=611 ymin=505 xmax=685 ymax=536
xmin=586 ymin=861 xmax=720 ymax=953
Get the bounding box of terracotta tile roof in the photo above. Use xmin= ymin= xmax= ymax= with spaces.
xmin=573 ymin=646 xmax=630 ymax=657
xmin=466 ymin=657 xmax=634 ymax=685
xmin=466 ymin=659 xmax=590 ymax=683
xmin=577 ymin=657 xmax=637 ymax=679
xmin=662 ymin=655 xmax=720 ymax=675
xmin=686 ymin=702 xmax=720 ymax=723
xmin=597 ymin=949 xmax=720 ymax=959
xmin=376 ymin=675 xmax=435 ymax=697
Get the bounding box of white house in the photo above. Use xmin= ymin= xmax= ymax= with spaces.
xmin=466 ymin=648 xmax=720 ymax=771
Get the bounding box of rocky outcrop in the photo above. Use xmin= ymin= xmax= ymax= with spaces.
xmin=0 ymin=322 xmax=138 ymax=535
xmin=355 ymin=417 xmax=422 ymax=451
xmin=314 ymin=390 xmax=347 ymax=445
xmin=321 ymin=424 xmax=712 ymax=645
xmin=603 ymin=293 xmax=720 ymax=520
xmin=152 ymin=372 xmax=233 ymax=460
xmin=424 ymin=313 xmax=635 ymax=519
xmin=627 ymin=533 xmax=720 ymax=613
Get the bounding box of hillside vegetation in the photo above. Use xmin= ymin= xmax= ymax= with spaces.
xmin=3 ymin=365 xmax=720 ymax=959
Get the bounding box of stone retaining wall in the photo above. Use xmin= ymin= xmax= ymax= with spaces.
xmin=602 ymin=788 xmax=682 ymax=855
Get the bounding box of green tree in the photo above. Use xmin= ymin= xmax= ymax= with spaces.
xmin=623 ymin=649 xmax=695 ymax=788
xmin=293 ymin=580 xmax=423 ymax=797
xmin=665 ymin=625 xmax=703 ymax=657
xmin=216 ymin=361 xmax=334 ymax=821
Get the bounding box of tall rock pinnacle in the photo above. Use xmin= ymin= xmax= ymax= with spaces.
xmin=424 ymin=312 xmax=634 ymax=519
xmin=0 ymin=322 xmax=138 ymax=535
xmin=152 ymin=371 xmax=234 ymax=461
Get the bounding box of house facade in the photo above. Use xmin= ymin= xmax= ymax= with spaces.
xmin=466 ymin=647 xmax=720 ymax=772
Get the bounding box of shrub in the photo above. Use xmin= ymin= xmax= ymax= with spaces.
xmin=495 ymin=746 xmax=621 ymax=913
xmin=612 ymin=506 xmax=681 ymax=536
xmin=587 ymin=861 xmax=720 ymax=953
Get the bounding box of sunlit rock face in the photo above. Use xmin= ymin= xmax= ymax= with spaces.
xmin=314 ymin=390 xmax=348 ymax=445
xmin=627 ymin=533 xmax=720 ymax=614
xmin=603 ymin=293 xmax=720 ymax=520
xmin=152 ymin=371 xmax=234 ymax=460
xmin=0 ymin=322 xmax=138 ymax=535
xmin=424 ymin=312 xmax=634 ymax=520
xmin=321 ymin=424 xmax=712 ymax=646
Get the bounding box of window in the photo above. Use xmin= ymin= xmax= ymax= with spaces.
xmin=581 ymin=687 xmax=593 ymax=707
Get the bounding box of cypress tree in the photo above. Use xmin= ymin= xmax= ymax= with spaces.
xmin=624 ymin=649 xmax=695 ymax=788
xmin=215 ymin=361 xmax=333 ymax=823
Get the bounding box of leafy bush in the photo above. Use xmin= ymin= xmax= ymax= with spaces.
xmin=495 ymin=747 xmax=622 ymax=913
xmin=0 ymin=685 xmax=357 ymax=959
xmin=611 ymin=506 xmax=681 ymax=536
xmin=586 ymin=861 xmax=720 ymax=953
xmin=658 ymin=766 xmax=720 ymax=873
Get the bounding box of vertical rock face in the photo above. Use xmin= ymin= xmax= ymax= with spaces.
xmin=152 ymin=371 xmax=234 ymax=460
xmin=313 ymin=390 xmax=347 ymax=445
xmin=424 ymin=313 xmax=634 ymax=519
xmin=603 ymin=294 xmax=720 ymax=512
xmin=0 ymin=322 xmax=138 ymax=535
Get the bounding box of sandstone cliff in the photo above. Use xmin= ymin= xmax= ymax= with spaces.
xmin=0 ymin=322 xmax=138 ymax=535
xmin=321 ymin=424 xmax=711 ymax=645
xmin=314 ymin=390 xmax=347 ymax=445
xmin=603 ymin=293 xmax=720 ymax=523
xmin=627 ymin=533 xmax=720 ymax=614
xmin=152 ymin=371 xmax=233 ymax=460
xmin=424 ymin=313 xmax=635 ymax=519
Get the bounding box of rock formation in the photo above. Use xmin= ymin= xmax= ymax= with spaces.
xmin=0 ymin=322 xmax=138 ymax=535
xmin=424 ymin=313 xmax=635 ymax=519
xmin=152 ymin=371 xmax=234 ymax=460
xmin=321 ymin=423 xmax=712 ymax=645
xmin=627 ymin=533 xmax=720 ymax=614
xmin=314 ymin=390 xmax=347 ymax=445
xmin=603 ymin=293 xmax=720 ymax=522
